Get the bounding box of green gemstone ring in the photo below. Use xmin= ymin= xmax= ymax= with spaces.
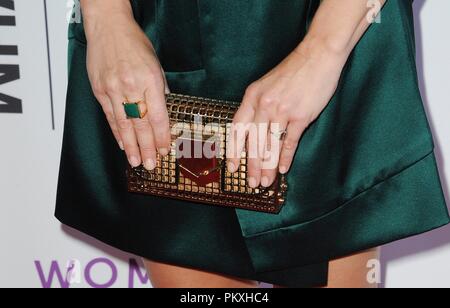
xmin=123 ymin=101 xmax=147 ymax=119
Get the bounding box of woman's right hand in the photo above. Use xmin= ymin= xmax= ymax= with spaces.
xmin=81 ymin=0 xmax=170 ymax=171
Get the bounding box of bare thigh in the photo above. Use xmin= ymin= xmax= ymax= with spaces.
xmin=323 ymin=248 xmax=380 ymax=288
xmin=143 ymin=260 xmax=259 ymax=288
xmin=144 ymin=248 xmax=380 ymax=288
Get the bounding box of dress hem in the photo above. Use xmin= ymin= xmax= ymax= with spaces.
xmin=240 ymin=151 xmax=450 ymax=272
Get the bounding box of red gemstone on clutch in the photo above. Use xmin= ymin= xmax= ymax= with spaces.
xmin=176 ymin=138 xmax=221 ymax=186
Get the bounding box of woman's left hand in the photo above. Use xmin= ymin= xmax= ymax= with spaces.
xmin=227 ymin=42 xmax=347 ymax=188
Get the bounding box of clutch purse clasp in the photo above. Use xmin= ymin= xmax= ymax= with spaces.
xmin=126 ymin=93 xmax=288 ymax=214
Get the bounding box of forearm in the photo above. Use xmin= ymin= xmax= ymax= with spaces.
xmin=80 ymin=0 xmax=135 ymax=41
xmin=299 ymin=0 xmax=386 ymax=62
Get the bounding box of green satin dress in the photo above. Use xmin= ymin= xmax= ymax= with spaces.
xmin=55 ymin=0 xmax=449 ymax=287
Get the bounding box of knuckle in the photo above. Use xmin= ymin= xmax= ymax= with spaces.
xmin=294 ymin=112 xmax=312 ymax=126
xmin=283 ymin=139 xmax=299 ymax=151
xmin=248 ymin=158 xmax=261 ymax=169
xmin=144 ymin=71 xmax=162 ymax=87
xmin=140 ymin=145 xmax=156 ymax=154
xmin=104 ymin=78 xmax=120 ymax=94
xmin=149 ymin=113 xmax=168 ymax=126
xmin=279 ymin=157 xmax=290 ymax=166
xmin=279 ymin=150 xmax=293 ymax=162
xmin=133 ymin=119 xmax=150 ymax=132
xmin=91 ymin=82 xmax=105 ymax=97
xmin=144 ymin=72 xmax=156 ymax=84
xmin=154 ymin=137 xmax=170 ymax=149
xmin=118 ymin=72 xmax=137 ymax=90
xmin=247 ymin=168 xmax=257 ymax=177
xmin=149 ymin=66 xmax=164 ymax=78
xmin=103 ymin=110 xmax=116 ymax=123
xmin=259 ymin=94 xmax=278 ymax=109
xmin=276 ymin=102 xmax=290 ymax=115
xmin=232 ymin=110 xmax=248 ymax=126
xmin=244 ymin=83 xmax=260 ymax=98
xmin=123 ymin=142 xmax=139 ymax=152
xmin=117 ymin=118 xmax=133 ymax=130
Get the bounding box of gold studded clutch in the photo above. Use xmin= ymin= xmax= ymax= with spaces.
xmin=126 ymin=93 xmax=287 ymax=214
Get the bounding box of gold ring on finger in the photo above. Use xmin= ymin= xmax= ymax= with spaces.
xmin=123 ymin=100 xmax=147 ymax=119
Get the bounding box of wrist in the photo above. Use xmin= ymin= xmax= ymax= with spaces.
xmin=81 ymin=0 xmax=135 ymax=41
xmin=80 ymin=0 xmax=132 ymax=17
xmin=296 ymin=35 xmax=350 ymax=70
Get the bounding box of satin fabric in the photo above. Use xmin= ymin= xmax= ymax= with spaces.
xmin=56 ymin=0 xmax=449 ymax=287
